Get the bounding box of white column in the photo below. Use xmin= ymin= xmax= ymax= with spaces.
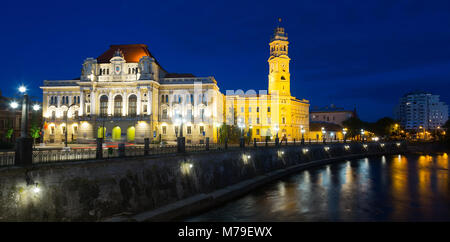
xmin=137 ymin=89 xmax=141 ymax=115
xmin=91 ymin=90 xmax=96 ymax=115
xmin=123 ymin=91 xmax=127 ymax=116
xmin=57 ymin=93 xmax=61 ymax=107
xmin=148 ymin=87 xmax=152 ymax=115
xmin=80 ymin=90 xmax=84 ymax=116
xmin=108 ymin=91 xmax=113 ymax=115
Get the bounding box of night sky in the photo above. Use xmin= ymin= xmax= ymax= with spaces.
xmin=1 ymin=0 xmax=450 ymax=121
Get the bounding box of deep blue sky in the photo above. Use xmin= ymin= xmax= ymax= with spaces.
xmin=1 ymin=0 xmax=450 ymax=121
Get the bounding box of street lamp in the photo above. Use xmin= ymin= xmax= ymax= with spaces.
xmin=300 ymin=125 xmax=305 ymax=145
xmin=12 ymin=85 xmax=35 ymax=166
xmin=321 ymin=127 xmax=326 ymax=144
xmin=360 ymin=129 xmax=365 ymax=142
xmin=342 ymin=128 xmax=347 ymax=143
xmin=64 ymin=103 xmax=77 ymax=149
xmin=274 ymin=124 xmax=279 ymax=146
xmin=215 ymin=122 xmax=221 ymax=144
xmin=10 ymin=101 xmax=19 ymax=109
xmin=18 ymin=85 xmax=27 ymax=93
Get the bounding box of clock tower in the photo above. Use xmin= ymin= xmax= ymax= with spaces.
xmin=268 ymin=19 xmax=291 ymax=97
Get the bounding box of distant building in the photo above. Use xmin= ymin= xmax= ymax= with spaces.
xmin=395 ymin=91 xmax=448 ymax=130
xmin=310 ymin=104 xmax=356 ymax=126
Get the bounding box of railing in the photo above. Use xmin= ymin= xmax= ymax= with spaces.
xmin=0 ymin=152 xmax=15 ymax=167
xmin=0 ymin=140 xmax=405 ymax=167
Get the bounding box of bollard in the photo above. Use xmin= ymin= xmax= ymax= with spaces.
xmin=96 ymin=138 xmax=103 ymax=159
xmin=206 ymin=137 xmax=210 ymax=151
xmin=144 ymin=138 xmax=149 ymax=155
xmin=293 ymin=138 xmax=296 ymax=146
xmin=254 ymin=138 xmax=257 ymax=148
xmin=224 ymin=137 xmax=228 ymax=150
xmin=265 ymin=136 xmax=268 ymax=147
xmin=118 ymin=143 xmax=125 ymax=157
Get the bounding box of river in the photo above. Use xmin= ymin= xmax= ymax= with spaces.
xmin=185 ymin=153 xmax=450 ymax=221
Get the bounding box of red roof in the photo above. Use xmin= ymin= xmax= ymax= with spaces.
xmin=97 ymin=44 xmax=153 ymax=63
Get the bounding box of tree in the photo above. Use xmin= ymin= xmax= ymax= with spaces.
xmin=5 ymin=128 xmax=13 ymax=141
xmin=218 ymin=123 xmax=243 ymax=144
xmin=342 ymin=117 xmax=366 ymax=139
xmin=30 ymin=124 xmax=41 ymax=145
xmin=370 ymin=117 xmax=396 ymax=137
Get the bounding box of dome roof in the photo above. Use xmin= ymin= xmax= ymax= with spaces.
xmin=97 ymin=44 xmax=153 ymax=63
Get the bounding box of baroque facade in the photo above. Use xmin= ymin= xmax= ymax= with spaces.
xmin=41 ymin=44 xmax=223 ymax=144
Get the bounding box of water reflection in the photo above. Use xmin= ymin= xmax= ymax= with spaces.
xmin=185 ymin=154 xmax=450 ymax=222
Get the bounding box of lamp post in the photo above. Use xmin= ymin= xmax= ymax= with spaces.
xmin=64 ymin=103 xmax=77 ymax=149
xmin=215 ymin=122 xmax=221 ymax=144
xmin=360 ymin=129 xmax=365 ymax=143
xmin=301 ymin=125 xmax=305 ymax=145
xmin=343 ymin=128 xmax=347 ymax=143
xmin=274 ymin=124 xmax=279 ymax=146
xmin=321 ymin=127 xmax=326 ymax=144
xmin=238 ymin=118 xmax=245 ymax=148
xmin=12 ymin=85 xmax=36 ymax=166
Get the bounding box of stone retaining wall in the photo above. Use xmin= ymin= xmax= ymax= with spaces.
xmin=0 ymin=142 xmax=405 ymax=221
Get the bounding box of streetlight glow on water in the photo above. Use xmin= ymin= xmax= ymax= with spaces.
xmin=185 ymin=154 xmax=450 ymax=222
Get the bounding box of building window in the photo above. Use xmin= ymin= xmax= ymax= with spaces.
xmin=63 ymin=111 xmax=67 ymax=119
xmin=162 ymin=126 xmax=166 ymax=135
xmin=187 ymin=126 xmax=192 ymax=135
xmin=249 ymin=107 xmax=252 ymax=112
xmin=282 ymin=117 xmax=286 ymax=124
xmin=257 ymin=117 xmax=260 ymax=124
xmin=268 ymin=107 xmax=270 ymax=112
xmin=100 ymin=95 xmax=108 ymax=117
xmin=128 ymin=95 xmax=137 ymax=116
xmin=200 ymin=126 xmax=204 ymax=135
xmin=52 ymin=111 xmax=56 ymax=119
xmin=256 ymin=129 xmax=260 ymax=135
xmin=257 ymin=107 xmax=260 ymax=112
xmin=50 ymin=126 xmax=55 ymax=135
xmin=241 ymin=107 xmax=244 ymax=112
xmin=143 ymin=105 xmax=147 ymax=113
xmin=114 ymin=95 xmax=122 ymax=117
xmin=162 ymin=109 xmax=168 ymax=119
xmin=73 ymin=126 xmax=78 ymax=134
xmin=200 ymin=109 xmax=205 ymax=120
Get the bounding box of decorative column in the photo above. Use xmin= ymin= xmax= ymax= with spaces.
xmin=91 ymin=90 xmax=96 ymax=115
xmin=108 ymin=91 xmax=113 ymax=116
xmin=80 ymin=90 xmax=84 ymax=116
xmin=137 ymin=88 xmax=141 ymax=115
xmin=122 ymin=91 xmax=127 ymax=116
xmin=148 ymin=87 xmax=152 ymax=114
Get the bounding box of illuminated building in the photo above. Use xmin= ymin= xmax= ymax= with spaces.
xmin=225 ymin=21 xmax=310 ymax=141
xmin=41 ymin=44 xmax=224 ymax=144
xmin=395 ymin=91 xmax=448 ymax=130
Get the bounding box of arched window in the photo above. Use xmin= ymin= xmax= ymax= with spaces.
xmin=100 ymin=95 xmax=108 ymax=117
xmin=281 ymin=76 xmax=286 ymax=80
xmin=114 ymin=95 xmax=122 ymax=117
xmin=128 ymin=95 xmax=137 ymax=116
